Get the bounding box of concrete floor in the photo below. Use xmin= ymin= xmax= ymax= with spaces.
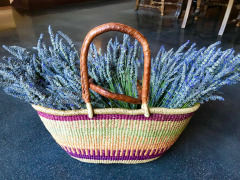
xmin=0 ymin=0 xmax=240 ymax=179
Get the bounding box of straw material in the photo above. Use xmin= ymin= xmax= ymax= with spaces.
xmin=32 ymin=104 xmax=200 ymax=164
xmin=32 ymin=103 xmax=200 ymax=116
xmin=72 ymin=157 xmax=160 ymax=164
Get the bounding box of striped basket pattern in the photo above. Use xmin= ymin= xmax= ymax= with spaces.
xmin=32 ymin=104 xmax=200 ymax=164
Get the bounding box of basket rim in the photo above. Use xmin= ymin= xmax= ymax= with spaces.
xmin=32 ymin=103 xmax=200 ymax=116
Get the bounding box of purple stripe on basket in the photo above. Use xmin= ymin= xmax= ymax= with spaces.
xmin=64 ymin=147 xmax=169 ymax=161
xmin=37 ymin=111 xmax=193 ymax=122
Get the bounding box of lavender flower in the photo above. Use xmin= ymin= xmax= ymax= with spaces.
xmin=1 ymin=26 xmax=240 ymax=110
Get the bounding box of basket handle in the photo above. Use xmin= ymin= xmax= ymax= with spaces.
xmin=80 ymin=23 xmax=151 ymax=118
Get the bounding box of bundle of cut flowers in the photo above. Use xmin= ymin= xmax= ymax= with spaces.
xmin=0 ymin=26 xmax=240 ymax=110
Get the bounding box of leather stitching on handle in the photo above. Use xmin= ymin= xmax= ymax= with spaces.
xmin=80 ymin=23 xmax=151 ymax=105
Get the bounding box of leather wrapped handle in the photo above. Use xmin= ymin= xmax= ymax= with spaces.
xmin=80 ymin=22 xmax=151 ymax=107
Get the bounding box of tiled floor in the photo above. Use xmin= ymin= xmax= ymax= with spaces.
xmin=0 ymin=0 xmax=240 ymax=179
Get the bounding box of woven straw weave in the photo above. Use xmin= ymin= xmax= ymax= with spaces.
xmin=32 ymin=104 xmax=200 ymax=164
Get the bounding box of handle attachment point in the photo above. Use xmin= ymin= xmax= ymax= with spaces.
xmin=86 ymin=102 xmax=93 ymax=118
xmin=142 ymin=103 xmax=150 ymax=117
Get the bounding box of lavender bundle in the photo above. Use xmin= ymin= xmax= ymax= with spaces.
xmin=87 ymin=34 xmax=143 ymax=109
xmin=148 ymin=42 xmax=240 ymax=108
xmin=0 ymin=26 xmax=106 ymax=110
xmin=1 ymin=26 xmax=240 ymax=110
xmin=87 ymin=38 xmax=240 ymax=109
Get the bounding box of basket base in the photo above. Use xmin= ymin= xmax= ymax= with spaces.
xmin=62 ymin=146 xmax=168 ymax=164
xmin=72 ymin=156 xmax=161 ymax=164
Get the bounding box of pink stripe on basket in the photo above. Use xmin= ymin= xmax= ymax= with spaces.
xmin=63 ymin=147 xmax=168 ymax=161
xmin=37 ymin=111 xmax=193 ymax=122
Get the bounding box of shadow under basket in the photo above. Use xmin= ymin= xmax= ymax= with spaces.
xmin=32 ymin=104 xmax=200 ymax=164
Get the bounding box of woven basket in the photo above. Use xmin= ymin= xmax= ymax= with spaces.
xmin=32 ymin=23 xmax=200 ymax=164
